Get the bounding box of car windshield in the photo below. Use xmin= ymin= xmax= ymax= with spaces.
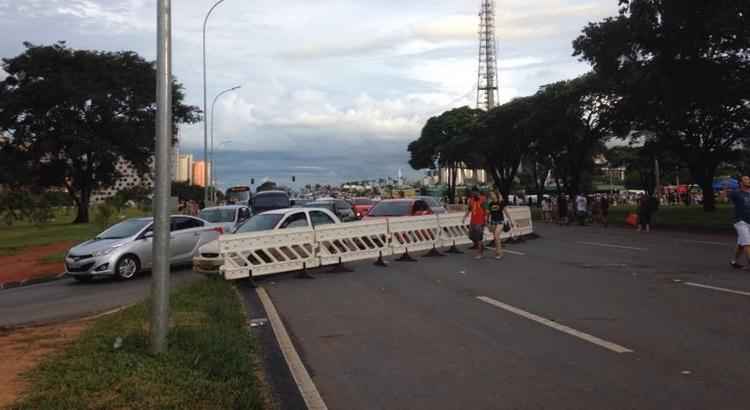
xmin=368 ymin=202 xmax=412 ymax=217
xmin=420 ymin=197 xmax=440 ymax=208
xmin=198 ymin=208 xmax=236 ymax=223
xmin=353 ymin=198 xmax=373 ymax=206
xmin=234 ymin=214 xmax=283 ymax=234
xmin=226 ymin=190 xmax=250 ymax=204
xmin=96 ymin=219 xmax=151 ymax=240
xmin=253 ymin=193 xmax=290 ymax=209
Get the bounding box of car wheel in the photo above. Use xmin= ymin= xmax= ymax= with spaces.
xmin=115 ymin=255 xmax=140 ymax=280
xmin=73 ymin=275 xmax=93 ymax=283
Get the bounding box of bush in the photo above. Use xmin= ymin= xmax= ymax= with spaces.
xmin=93 ymin=203 xmax=116 ymax=229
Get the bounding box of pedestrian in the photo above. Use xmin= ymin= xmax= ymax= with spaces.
xmin=601 ymin=194 xmax=610 ymax=227
xmin=637 ymin=194 xmax=653 ymax=232
xmin=464 ymin=188 xmax=487 ymax=259
xmin=576 ymin=194 xmax=588 ymax=226
xmin=557 ymin=194 xmax=568 ymax=225
xmin=729 ymin=175 xmax=750 ymax=269
xmin=542 ymin=197 xmax=552 ymax=222
xmin=488 ymin=192 xmax=511 ymax=260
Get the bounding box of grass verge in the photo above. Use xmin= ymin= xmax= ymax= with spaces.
xmin=0 ymin=208 xmax=148 ymax=255
xmin=532 ymin=204 xmax=734 ymax=232
xmin=10 ymin=278 xmax=265 ymax=410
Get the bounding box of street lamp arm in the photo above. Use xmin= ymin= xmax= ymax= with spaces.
xmin=202 ymin=0 xmax=227 ymax=206
xmin=203 ymin=0 xmax=226 ymax=35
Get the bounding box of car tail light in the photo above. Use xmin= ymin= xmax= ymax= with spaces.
xmin=211 ymin=227 xmax=224 ymax=234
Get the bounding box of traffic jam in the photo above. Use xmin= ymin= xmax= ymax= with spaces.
xmin=64 ymin=186 xmax=451 ymax=281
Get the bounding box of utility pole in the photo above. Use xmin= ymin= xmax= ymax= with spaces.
xmin=203 ymin=0 xmax=227 ymax=207
xmin=151 ymin=0 xmax=172 ymax=354
xmin=654 ymin=158 xmax=661 ymax=196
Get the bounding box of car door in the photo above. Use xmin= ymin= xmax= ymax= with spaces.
xmin=170 ymin=217 xmax=205 ymax=263
xmin=278 ymin=211 xmax=311 ymax=229
xmin=335 ymin=200 xmax=355 ymax=221
xmin=130 ymin=223 xmax=155 ymax=269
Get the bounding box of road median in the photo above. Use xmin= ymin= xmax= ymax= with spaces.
xmin=9 ymin=278 xmax=266 ymax=410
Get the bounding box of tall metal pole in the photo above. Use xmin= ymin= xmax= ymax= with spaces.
xmin=210 ymin=85 xmax=241 ymax=203
xmin=203 ymin=0 xmax=226 ymax=207
xmin=151 ymin=0 xmax=172 ymax=355
xmin=654 ymin=158 xmax=661 ymax=197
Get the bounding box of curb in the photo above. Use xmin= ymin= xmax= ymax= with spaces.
xmin=0 ymin=273 xmax=67 ymax=291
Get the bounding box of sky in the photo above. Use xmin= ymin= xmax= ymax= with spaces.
xmin=0 ymin=0 xmax=620 ymax=189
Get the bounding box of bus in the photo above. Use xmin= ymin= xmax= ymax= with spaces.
xmin=225 ymin=186 xmax=251 ymax=206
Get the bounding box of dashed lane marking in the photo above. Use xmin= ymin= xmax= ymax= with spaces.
xmin=577 ymin=241 xmax=647 ymax=251
xmin=679 ymin=239 xmax=731 ymax=246
xmin=476 ymin=296 xmax=634 ymax=354
xmin=684 ymin=282 xmax=750 ymax=297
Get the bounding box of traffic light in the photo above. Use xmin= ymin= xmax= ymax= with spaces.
xmin=251 ymin=178 xmax=255 ymax=185
xmin=292 ymin=176 xmax=296 ymax=182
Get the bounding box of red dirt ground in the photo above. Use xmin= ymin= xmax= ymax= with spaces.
xmin=0 ymin=241 xmax=75 ymax=285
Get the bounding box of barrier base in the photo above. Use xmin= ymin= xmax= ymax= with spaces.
xmin=396 ymin=251 xmax=417 ymax=262
xmin=423 ymin=247 xmax=445 ymax=257
xmin=328 ymin=263 xmax=354 ymax=274
xmin=374 ymin=253 xmax=388 ymax=267
xmin=447 ymin=244 xmax=464 ymax=254
xmin=296 ymin=264 xmax=315 ymax=279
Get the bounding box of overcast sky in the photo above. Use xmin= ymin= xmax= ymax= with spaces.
xmin=0 ymin=0 xmax=619 ymax=188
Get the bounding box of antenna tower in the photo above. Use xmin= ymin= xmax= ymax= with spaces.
xmin=476 ymin=0 xmax=499 ymax=111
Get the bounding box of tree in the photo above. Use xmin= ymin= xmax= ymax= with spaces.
xmin=472 ymin=97 xmax=536 ymax=200
xmin=0 ymin=42 xmax=200 ymax=223
xmin=408 ymin=106 xmax=483 ymax=203
xmin=171 ymin=182 xmax=204 ymax=203
xmin=532 ymin=74 xmax=615 ymax=196
xmin=573 ymin=0 xmax=750 ymax=211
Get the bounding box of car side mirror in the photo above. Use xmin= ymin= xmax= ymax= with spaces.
xmin=143 ymin=231 xmax=154 ymax=240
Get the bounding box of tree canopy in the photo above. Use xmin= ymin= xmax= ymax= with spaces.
xmin=0 ymin=42 xmax=200 ymax=222
xmin=573 ymin=0 xmax=750 ymax=211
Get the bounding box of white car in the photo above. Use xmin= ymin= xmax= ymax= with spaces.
xmin=197 ymin=205 xmax=252 ymax=233
xmin=192 ymin=207 xmax=341 ymax=274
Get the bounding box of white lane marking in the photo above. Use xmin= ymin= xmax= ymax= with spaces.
xmin=476 ymin=296 xmax=634 ymax=354
xmin=502 ymin=249 xmax=526 ymax=256
xmin=257 ymin=288 xmax=328 ymax=410
xmin=679 ymin=239 xmax=730 ymax=246
xmin=684 ymin=282 xmax=750 ymax=297
xmin=577 ymin=241 xmax=647 ymax=251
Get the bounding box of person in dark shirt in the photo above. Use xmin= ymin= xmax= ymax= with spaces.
xmin=729 ymin=175 xmax=750 ymax=268
xmin=557 ymin=194 xmax=568 ymax=225
xmin=600 ymin=195 xmax=610 ymax=227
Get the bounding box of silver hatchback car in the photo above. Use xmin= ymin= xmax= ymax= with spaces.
xmin=65 ymin=215 xmax=222 ymax=282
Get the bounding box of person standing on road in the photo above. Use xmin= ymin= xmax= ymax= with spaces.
xmin=729 ymin=175 xmax=750 ymax=269
xmin=558 ymin=194 xmax=568 ymax=225
xmin=464 ymin=189 xmax=487 ymax=259
xmin=637 ymin=194 xmax=653 ymax=232
xmin=488 ymin=192 xmax=511 ymax=260
xmin=600 ymin=195 xmax=610 ymax=227
xmin=576 ymin=194 xmax=588 ymax=226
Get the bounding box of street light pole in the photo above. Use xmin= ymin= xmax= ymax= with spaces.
xmin=151 ymin=0 xmax=172 ymax=355
xmin=210 ymin=85 xmax=241 ymax=203
xmin=203 ymin=0 xmax=226 ymax=206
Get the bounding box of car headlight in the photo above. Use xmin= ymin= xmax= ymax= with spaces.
xmin=92 ymin=245 xmax=123 ymax=257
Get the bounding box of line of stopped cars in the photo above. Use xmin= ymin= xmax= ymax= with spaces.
xmin=64 ymin=192 xmax=449 ymax=281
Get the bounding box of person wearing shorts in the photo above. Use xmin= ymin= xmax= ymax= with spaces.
xmin=464 ymin=189 xmax=487 ymax=259
xmin=729 ymin=175 xmax=750 ymax=269
xmin=488 ymin=192 xmax=511 ymax=260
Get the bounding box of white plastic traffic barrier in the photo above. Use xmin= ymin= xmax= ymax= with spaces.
xmin=436 ymin=213 xmax=473 ymax=247
xmin=315 ymin=220 xmax=391 ymax=266
xmin=217 ymin=206 xmax=535 ymax=280
xmin=219 ymin=227 xmax=318 ymax=280
xmin=387 ymin=215 xmax=441 ymax=255
xmin=506 ymin=206 xmax=533 ymax=236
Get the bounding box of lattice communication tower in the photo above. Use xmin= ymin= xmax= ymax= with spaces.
xmin=476 ymin=0 xmax=499 ymax=111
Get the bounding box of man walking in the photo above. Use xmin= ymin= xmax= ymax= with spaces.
xmin=729 ymin=175 xmax=750 ymax=269
xmin=600 ymin=194 xmax=610 ymax=227
xmin=464 ymin=188 xmax=487 ymax=259
xmin=576 ymin=194 xmax=588 ymax=226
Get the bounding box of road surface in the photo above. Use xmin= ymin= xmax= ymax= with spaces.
xmin=0 ymin=268 xmax=203 ymax=327
xmin=256 ymin=223 xmax=750 ymax=410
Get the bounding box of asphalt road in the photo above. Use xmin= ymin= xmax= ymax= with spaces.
xmin=0 ymin=268 xmax=204 ymax=328
xmin=257 ymin=223 xmax=750 ymax=410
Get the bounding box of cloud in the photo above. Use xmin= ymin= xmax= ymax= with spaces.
xmin=0 ymin=0 xmax=620 ymax=186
